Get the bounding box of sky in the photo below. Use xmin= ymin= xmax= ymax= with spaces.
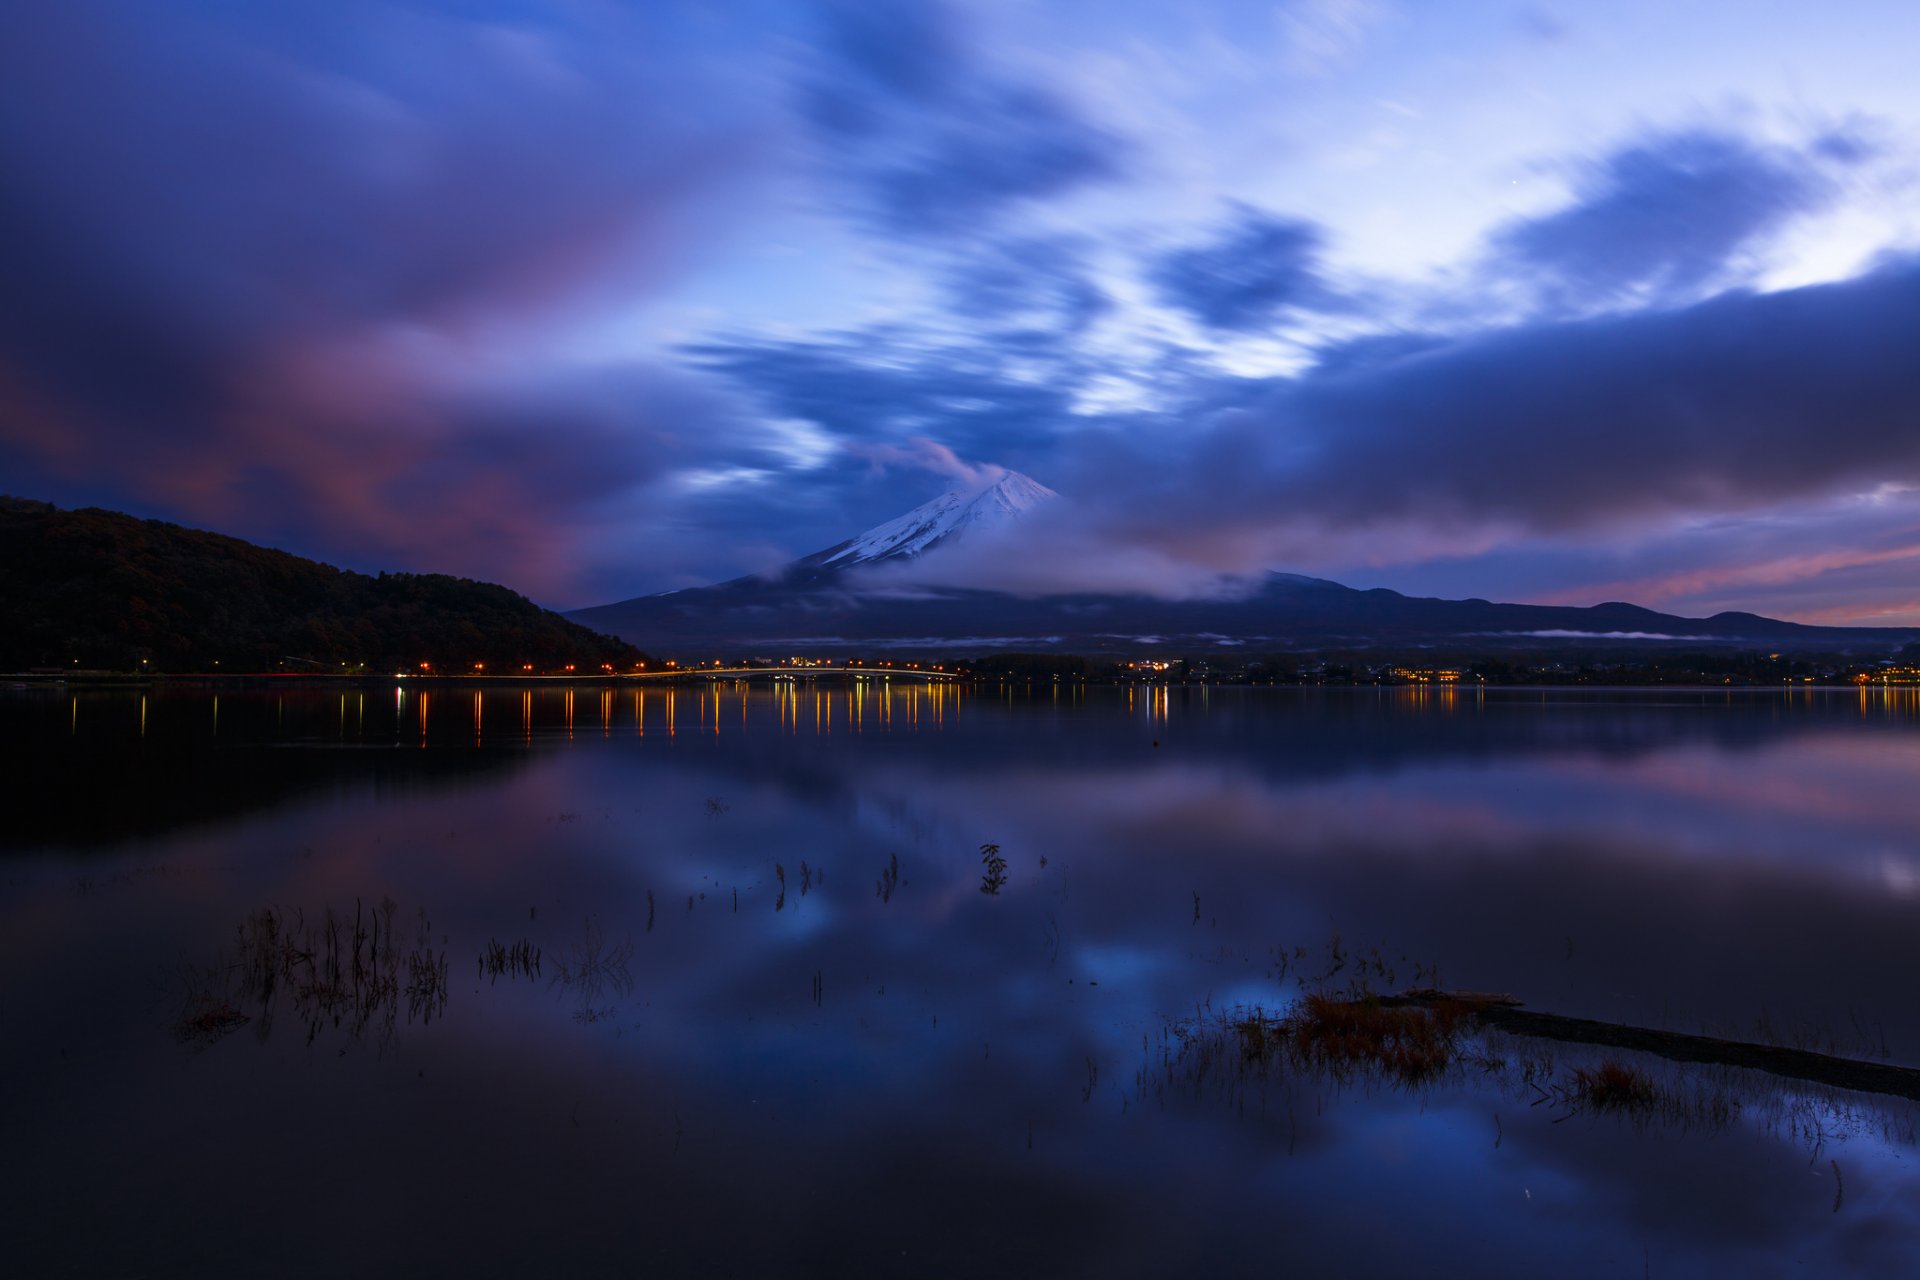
xmin=6 ymin=0 xmax=1920 ymax=622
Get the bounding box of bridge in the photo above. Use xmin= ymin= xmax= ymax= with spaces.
xmin=624 ymin=665 xmax=961 ymax=685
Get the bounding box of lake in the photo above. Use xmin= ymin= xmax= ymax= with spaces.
xmin=5 ymin=682 xmax=1919 ymax=1277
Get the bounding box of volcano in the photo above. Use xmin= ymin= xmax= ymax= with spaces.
xmin=568 ymin=475 xmax=1920 ymax=658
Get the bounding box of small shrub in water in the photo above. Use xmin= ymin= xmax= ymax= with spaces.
xmin=1571 ymin=1060 xmax=1662 ymax=1113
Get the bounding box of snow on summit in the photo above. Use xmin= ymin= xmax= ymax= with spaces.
xmin=810 ymin=469 xmax=1056 ymax=569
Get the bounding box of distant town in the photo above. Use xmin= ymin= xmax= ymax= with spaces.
xmin=27 ymin=647 xmax=1920 ymax=689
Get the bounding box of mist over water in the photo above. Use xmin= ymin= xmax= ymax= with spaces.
xmin=5 ymin=683 xmax=1919 ymax=1277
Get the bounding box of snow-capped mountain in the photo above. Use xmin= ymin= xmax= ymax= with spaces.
xmin=799 ymin=468 xmax=1056 ymax=571
xmin=566 ymin=467 xmax=1920 ymax=657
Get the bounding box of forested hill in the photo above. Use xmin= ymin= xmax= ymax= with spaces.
xmin=0 ymin=498 xmax=649 ymax=673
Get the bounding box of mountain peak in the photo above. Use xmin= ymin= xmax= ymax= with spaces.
xmin=805 ymin=468 xmax=1057 ymax=571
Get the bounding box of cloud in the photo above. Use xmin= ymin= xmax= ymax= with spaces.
xmin=1501 ymin=501 xmax=1920 ymax=626
xmin=1149 ymin=204 xmax=1345 ymax=331
xmin=941 ymin=234 xmax=1111 ymax=333
xmin=809 ymin=0 xmax=964 ymax=104
xmin=7 ymin=5 xmax=1911 ymax=628
xmin=1513 ymin=6 xmax=1573 ymax=43
xmin=1266 ymin=256 xmax=1920 ymax=532
xmin=1490 ymin=128 xmax=1861 ymax=310
xmin=802 ymin=0 xmax=1127 ymax=233
xmin=0 ymin=1 xmax=1134 ymax=603
xmin=686 ymin=326 xmax=1089 ymax=472
xmin=857 ymin=514 xmax=1267 ymax=601
xmin=1500 ymin=630 xmax=1687 ymax=640
xmin=0 ymin=2 xmax=775 ymax=603
xmin=663 ymin=324 xmax=1105 ymax=584
xmin=656 ymin=227 xmax=1920 ymax=619
xmin=880 ymin=255 xmax=1920 ymax=610
xmin=843 ymin=437 xmax=1002 ymax=486
xmin=2 ymin=4 xmax=761 ymax=346
xmin=1277 ymin=0 xmax=1391 ymax=76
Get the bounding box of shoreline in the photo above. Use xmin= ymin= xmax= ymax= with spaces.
xmin=6 ymin=671 xmax=1916 ymax=693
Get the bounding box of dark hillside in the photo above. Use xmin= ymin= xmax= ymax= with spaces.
xmin=0 ymin=497 xmax=648 ymax=672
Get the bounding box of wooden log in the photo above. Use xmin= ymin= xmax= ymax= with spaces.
xmin=1376 ymin=989 xmax=1920 ymax=1102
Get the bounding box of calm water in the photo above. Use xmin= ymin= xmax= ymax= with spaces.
xmin=5 ymin=682 xmax=1920 ymax=1277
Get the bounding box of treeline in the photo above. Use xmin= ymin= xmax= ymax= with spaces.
xmin=0 ymin=498 xmax=649 ymax=672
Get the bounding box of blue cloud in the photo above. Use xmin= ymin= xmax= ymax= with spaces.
xmin=809 ymin=0 xmax=964 ymax=105
xmin=803 ymin=0 xmax=1126 ymax=233
xmin=1491 ymin=129 xmax=1856 ymax=308
xmin=942 ymin=235 xmax=1110 ymax=332
xmin=1149 ymin=205 xmax=1344 ymax=331
xmin=687 ymin=326 xmax=1090 ymax=470
xmin=1245 ymin=254 xmax=1920 ymax=532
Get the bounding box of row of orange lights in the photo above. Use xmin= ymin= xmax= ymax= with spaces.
xmin=397 ymin=660 xmax=952 ymax=671
xmin=412 ymin=661 xmax=644 ymax=673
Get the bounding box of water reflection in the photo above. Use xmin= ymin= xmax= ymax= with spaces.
xmin=6 ymin=684 xmax=1920 ymax=1276
xmin=1168 ymin=992 xmax=1918 ymax=1182
xmin=3 ymin=688 xmax=536 ymax=849
xmin=175 ymin=898 xmax=451 ymax=1051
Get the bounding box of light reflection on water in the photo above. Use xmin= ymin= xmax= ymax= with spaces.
xmin=4 ymin=684 xmax=1920 ymax=1277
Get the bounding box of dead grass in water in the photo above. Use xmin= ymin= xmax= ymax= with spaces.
xmin=1224 ymin=992 xmax=1491 ymax=1086
xmin=1569 ymin=1060 xmax=1663 ymax=1114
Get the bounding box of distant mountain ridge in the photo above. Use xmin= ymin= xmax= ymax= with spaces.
xmin=571 ymin=477 xmax=1920 ymax=657
xmin=0 ymin=497 xmax=646 ymax=672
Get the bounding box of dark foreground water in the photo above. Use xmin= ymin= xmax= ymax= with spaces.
xmin=4 ymin=682 xmax=1919 ymax=1277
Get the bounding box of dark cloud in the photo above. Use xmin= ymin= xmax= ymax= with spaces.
xmin=804 ymin=0 xmax=1126 ymax=233
xmin=1492 ymin=129 xmax=1854 ymax=309
xmin=1327 ymin=499 xmax=1920 ymax=627
xmin=863 ymin=86 xmax=1124 ymax=230
xmin=2 ymin=3 xmax=758 ymax=344
xmin=687 ymin=326 xmax=1090 ymax=471
xmin=8 ymin=4 xmax=1909 ymax=624
xmin=660 ymin=320 xmax=1147 ymax=587
xmin=0 ymin=2 xmax=772 ymax=603
xmin=1809 ymin=125 xmax=1881 ymax=166
xmin=810 ymin=0 xmax=965 ymax=105
xmin=0 ymin=0 xmax=1132 ymax=602
xmin=1269 ymin=257 xmax=1920 ymax=531
xmin=1513 ymin=6 xmax=1573 ymax=43
xmin=896 ymin=256 xmax=1920 ymax=604
xmin=941 ymin=235 xmax=1110 ymax=332
xmin=1149 ymin=205 xmax=1344 ymax=331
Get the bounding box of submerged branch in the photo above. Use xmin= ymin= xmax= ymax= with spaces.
xmin=1379 ymin=989 xmax=1920 ymax=1102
